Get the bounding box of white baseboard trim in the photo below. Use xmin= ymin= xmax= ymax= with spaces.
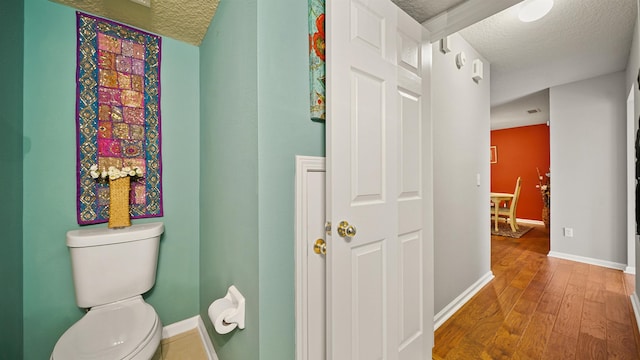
xmin=631 ymin=292 xmax=640 ymax=334
xmin=162 ymin=316 xmax=200 ymax=338
xmin=163 ymin=315 xmax=218 ymax=360
xmin=625 ymin=266 xmax=636 ymax=275
xmin=196 ymin=316 xmax=218 ymax=360
xmin=548 ymin=251 xmax=627 ymax=271
xmin=516 ymin=218 xmax=544 ymax=225
xmin=434 ymin=271 xmax=494 ymax=331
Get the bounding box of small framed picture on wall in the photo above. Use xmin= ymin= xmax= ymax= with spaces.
xmin=490 ymin=146 xmax=497 ymax=164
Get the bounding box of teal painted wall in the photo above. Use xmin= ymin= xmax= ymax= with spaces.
xmin=18 ymin=0 xmax=323 ymax=358
xmin=0 ymin=0 xmax=24 ymax=358
xmin=256 ymin=0 xmax=325 ymax=358
xmin=199 ymin=0 xmax=324 ymax=358
xmin=22 ymin=1 xmax=200 ymax=359
xmin=199 ymin=0 xmax=261 ymax=358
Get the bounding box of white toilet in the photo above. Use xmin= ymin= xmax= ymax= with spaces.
xmin=51 ymin=222 xmax=165 ymax=360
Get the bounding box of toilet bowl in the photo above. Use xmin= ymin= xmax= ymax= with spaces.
xmin=51 ymin=296 xmax=161 ymax=360
xmin=51 ymin=222 xmax=165 ymax=359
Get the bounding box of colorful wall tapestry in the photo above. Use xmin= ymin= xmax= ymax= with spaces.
xmin=309 ymin=0 xmax=325 ymax=121
xmin=76 ymin=12 xmax=163 ymax=225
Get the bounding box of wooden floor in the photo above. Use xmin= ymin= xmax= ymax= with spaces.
xmin=151 ymin=328 xmax=209 ymax=360
xmin=433 ymin=224 xmax=640 ymax=359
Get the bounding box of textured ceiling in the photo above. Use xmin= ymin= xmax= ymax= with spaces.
xmin=395 ymin=0 xmax=637 ymax=128
xmin=391 ymin=0 xmax=467 ymax=23
xmin=50 ymin=0 xmax=219 ymax=46
xmin=460 ymin=0 xmax=636 ymax=107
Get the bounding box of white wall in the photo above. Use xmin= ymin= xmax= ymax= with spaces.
xmin=549 ymin=72 xmax=627 ymax=266
xmin=432 ymin=33 xmax=491 ymax=314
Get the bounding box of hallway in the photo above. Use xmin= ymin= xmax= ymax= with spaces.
xmin=433 ymin=224 xmax=640 ymax=359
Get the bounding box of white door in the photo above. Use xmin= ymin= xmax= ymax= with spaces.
xmin=295 ymin=157 xmax=327 ymax=360
xmin=326 ymin=0 xmax=429 ymax=358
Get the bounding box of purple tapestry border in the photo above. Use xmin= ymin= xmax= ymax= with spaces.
xmin=75 ymin=12 xmax=163 ymax=225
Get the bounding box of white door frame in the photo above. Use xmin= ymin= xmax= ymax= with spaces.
xmin=627 ymin=85 xmax=636 ymax=274
xmin=295 ymin=156 xmax=327 ymax=360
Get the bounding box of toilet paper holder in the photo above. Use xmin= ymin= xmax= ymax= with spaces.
xmin=208 ymin=285 xmax=245 ymax=334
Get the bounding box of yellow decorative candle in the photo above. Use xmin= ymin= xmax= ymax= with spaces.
xmin=108 ymin=176 xmax=131 ymax=228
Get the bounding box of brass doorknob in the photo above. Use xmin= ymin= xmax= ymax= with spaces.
xmin=337 ymin=221 xmax=357 ymax=238
xmin=313 ymin=238 xmax=327 ymax=255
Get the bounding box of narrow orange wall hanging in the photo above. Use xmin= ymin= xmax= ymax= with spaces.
xmin=309 ymin=0 xmax=325 ymax=121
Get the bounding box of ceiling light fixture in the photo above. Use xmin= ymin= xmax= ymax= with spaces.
xmin=518 ymin=0 xmax=554 ymax=22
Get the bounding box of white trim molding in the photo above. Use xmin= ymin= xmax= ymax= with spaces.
xmin=548 ymin=251 xmax=627 ymax=271
xmin=422 ymin=0 xmax=521 ymax=41
xmin=294 ymin=156 xmax=326 ymax=360
xmin=631 ymin=292 xmax=640 ymax=334
xmin=434 ymin=271 xmax=494 ymax=330
xmin=163 ymin=315 xmax=218 ymax=360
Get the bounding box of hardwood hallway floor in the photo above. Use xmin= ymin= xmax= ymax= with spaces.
xmin=433 ymin=224 xmax=640 ymax=359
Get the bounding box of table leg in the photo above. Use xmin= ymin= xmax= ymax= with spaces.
xmin=494 ymin=202 xmax=499 ymax=231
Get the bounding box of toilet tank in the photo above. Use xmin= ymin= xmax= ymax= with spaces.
xmin=66 ymin=222 xmax=164 ymax=308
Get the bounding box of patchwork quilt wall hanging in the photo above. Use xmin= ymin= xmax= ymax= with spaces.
xmin=309 ymin=0 xmax=325 ymax=121
xmin=75 ymin=12 xmax=163 ymax=225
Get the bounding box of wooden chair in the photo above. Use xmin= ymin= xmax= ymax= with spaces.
xmin=491 ymin=177 xmax=522 ymax=232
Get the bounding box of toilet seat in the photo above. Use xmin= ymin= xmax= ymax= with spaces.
xmin=51 ymin=296 xmax=161 ymax=360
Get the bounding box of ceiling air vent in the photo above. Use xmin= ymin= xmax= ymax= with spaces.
xmin=527 ymin=108 xmax=541 ymax=114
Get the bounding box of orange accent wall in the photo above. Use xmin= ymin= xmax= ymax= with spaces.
xmin=491 ymin=124 xmax=550 ymax=221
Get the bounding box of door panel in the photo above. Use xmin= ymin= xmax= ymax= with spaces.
xmin=396 ymin=10 xmax=425 ymax=359
xmin=398 ymin=90 xmax=421 ymax=198
xmin=398 ymin=231 xmax=423 ymax=359
xmin=351 ymin=69 xmax=385 ymax=204
xmin=327 ymin=1 xmax=427 ymax=359
xmin=351 ymin=1 xmax=389 ymax=57
xmin=352 ymin=240 xmax=386 ymax=359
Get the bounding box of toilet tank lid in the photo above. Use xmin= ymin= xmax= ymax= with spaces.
xmin=67 ymin=222 xmax=164 ymax=247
